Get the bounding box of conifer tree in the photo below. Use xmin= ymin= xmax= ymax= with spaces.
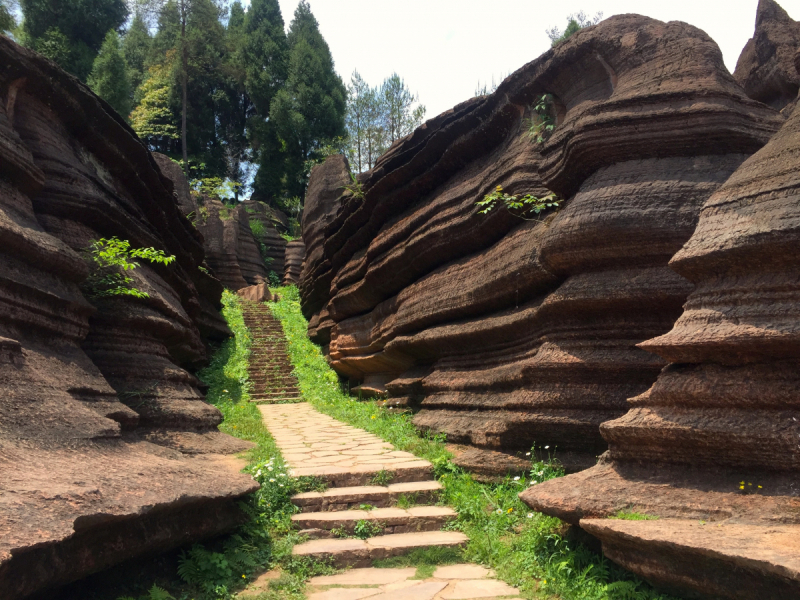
xmin=270 ymin=0 xmax=345 ymax=198
xmin=88 ymin=30 xmax=133 ymax=118
xmin=20 ymin=0 xmax=129 ymax=80
xmin=122 ymin=12 xmax=152 ymax=94
xmin=242 ymin=0 xmax=288 ymax=203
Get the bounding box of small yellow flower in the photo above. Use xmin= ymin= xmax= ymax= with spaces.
xmin=739 ymin=485 xmax=745 ymax=490
xmin=507 ymin=508 xmax=513 ymax=513
xmin=371 ymin=415 xmax=376 ymax=419
xmin=758 ymin=485 xmax=763 ymax=489
xmin=242 ymin=574 xmax=246 ymax=579
xmin=496 ymin=185 xmax=503 ymax=191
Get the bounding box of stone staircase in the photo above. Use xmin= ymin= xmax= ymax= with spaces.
xmin=258 ymin=403 xmax=468 ymax=569
xmin=241 ymin=301 xmax=302 ymax=403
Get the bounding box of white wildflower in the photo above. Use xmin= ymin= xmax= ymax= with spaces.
xmin=269 ymin=478 xmax=276 ymax=482
xmin=527 ymin=513 xmax=534 ymax=518
xmin=513 ymin=476 xmax=520 ymax=481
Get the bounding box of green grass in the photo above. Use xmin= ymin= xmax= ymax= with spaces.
xmin=268 ymin=286 xmax=680 ymax=600
xmin=610 ymin=511 xmax=659 ymax=521
xmin=116 ymin=291 xmax=332 ymax=600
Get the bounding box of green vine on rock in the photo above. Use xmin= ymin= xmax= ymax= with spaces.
xmin=476 ymin=185 xmax=561 ymax=221
xmin=83 ymin=236 xmax=175 ymax=299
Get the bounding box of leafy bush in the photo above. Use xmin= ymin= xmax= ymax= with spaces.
xmin=250 ymin=218 xmax=267 ymax=238
xmin=546 ymin=11 xmax=603 ymax=46
xmin=83 ymin=236 xmax=175 ymax=299
xmin=476 ymin=185 xmax=561 ymax=220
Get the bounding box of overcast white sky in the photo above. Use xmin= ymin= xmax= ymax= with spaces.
xmin=262 ymin=0 xmax=800 ymax=119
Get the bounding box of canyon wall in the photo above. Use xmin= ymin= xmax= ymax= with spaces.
xmin=523 ymin=78 xmax=800 ymax=600
xmin=0 ymin=37 xmax=256 ymax=599
xmin=283 ymin=240 xmax=305 ymax=285
xmin=299 ymin=14 xmax=782 ymax=473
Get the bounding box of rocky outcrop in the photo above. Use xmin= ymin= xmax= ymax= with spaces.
xmin=522 ymin=76 xmax=800 ymax=600
xmin=283 ymin=240 xmax=305 ymax=285
xmin=734 ymin=0 xmax=800 ymax=113
xmin=0 ymin=37 xmax=256 ymax=599
xmin=300 ymin=15 xmax=782 ymax=471
xmin=195 ymin=198 xmax=267 ymax=290
xmin=242 ymin=199 xmax=288 ymax=278
xmin=299 ymin=154 xmax=351 ymax=348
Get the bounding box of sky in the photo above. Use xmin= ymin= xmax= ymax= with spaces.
xmin=264 ymin=0 xmax=800 ymax=119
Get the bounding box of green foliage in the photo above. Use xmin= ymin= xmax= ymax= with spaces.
xmin=527 ymin=93 xmax=556 ymax=144
xmin=369 ymin=469 xmax=394 ymax=487
xmin=343 ymin=172 xmax=365 ymax=200
xmin=130 ymin=57 xmax=180 ymax=145
xmin=610 ymin=511 xmax=659 ymax=521
xmin=546 ymin=10 xmax=603 ymax=47
xmin=345 ymin=70 xmax=426 ymax=173
xmin=0 ymin=0 xmax=16 ymax=33
xmin=353 ymin=519 xmax=383 ymax=539
xmin=21 ymin=0 xmax=129 ymax=80
xmin=88 ymin=30 xmax=132 ymax=118
xmin=122 ymin=13 xmax=152 ymax=94
xmin=83 ymin=237 xmax=175 ymax=299
xmin=269 ymin=0 xmax=346 ymax=198
xmin=250 ymin=218 xmax=266 ymax=238
xmin=267 ymin=270 xmax=281 ymax=287
xmin=476 ymin=185 xmax=561 ymax=221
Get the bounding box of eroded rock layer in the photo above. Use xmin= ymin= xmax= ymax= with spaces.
xmin=734 ymin=0 xmax=800 ymax=113
xmin=522 ymin=70 xmax=800 ymax=600
xmin=241 ymin=199 xmax=288 ymax=278
xmin=300 ymin=15 xmax=781 ymax=471
xmin=283 ymin=240 xmax=305 ymax=285
xmin=0 ymin=37 xmax=256 ymax=599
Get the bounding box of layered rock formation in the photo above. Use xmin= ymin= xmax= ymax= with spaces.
xmin=523 ymin=83 xmax=800 ymax=600
xmin=734 ymin=0 xmax=800 ymax=113
xmin=242 ymin=199 xmax=288 ymax=278
xmin=300 ymin=15 xmax=782 ymax=470
xmin=283 ymin=240 xmax=305 ymax=285
xmin=0 ymin=37 xmax=256 ymax=599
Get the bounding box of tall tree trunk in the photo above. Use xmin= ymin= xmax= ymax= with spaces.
xmin=181 ymin=2 xmax=188 ymax=175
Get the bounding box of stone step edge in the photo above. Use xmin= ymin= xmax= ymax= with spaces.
xmin=291 ymin=531 xmax=468 ymax=568
xmin=292 ymin=506 xmax=456 ymax=536
xmin=291 ymin=480 xmax=443 ymax=512
xmin=289 ymin=462 xmax=433 ymax=488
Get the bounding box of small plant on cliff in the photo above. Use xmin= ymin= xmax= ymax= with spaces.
xmin=249 ymin=218 xmax=266 ymax=238
xmin=526 ymin=93 xmax=556 ymax=144
xmin=546 ymin=11 xmax=603 ymax=47
xmin=83 ymin=237 xmax=175 ymax=299
xmin=343 ymin=172 xmax=365 ymax=201
xmin=476 ymin=185 xmax=561 ymax=220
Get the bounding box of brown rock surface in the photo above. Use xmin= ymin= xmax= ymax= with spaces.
xmin=299 ymin=15 xmax=781 ymax=471
xmin=734 ymin=0 xmax=800 ymax=113
xmin=0 ymin=37 xmax=256 ymax=599
xmin=242 ymin=199 xmax=288 ymax=278
xmin=523 ymin=69 xmax=800 ymax=600
xmin=283 ymin=239 xmax=305 ymax=285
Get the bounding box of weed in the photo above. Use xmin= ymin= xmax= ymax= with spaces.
xmin=525 ymin=94 xmax=556 ymax=144
xmin=359 ymin=503 xmax=375 ymax=511
xmin=342 ymin=172 xmax=365 ymax=201
xmin=295 ymin=476 xmax=328 ymax=493
xmin=250 ymin=218 xmax=267 ymax=238
xmin=412 ymin=564 xmax=436 ymax=579
xmin=395 ymin=493 xmax=418 ymax=509
xmin=267 ymin=271 xmax=281 ymax=287
xmin=373 ymin=546 xmax=463 ymax=569
xmin=369 ymin=469 xmax=394 ymax=486
xmin=353 ymin=519 xmax=383 ymax=539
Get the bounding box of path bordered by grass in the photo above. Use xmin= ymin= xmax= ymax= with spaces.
xmin=268 ymin=286 xmax=678 ymax=600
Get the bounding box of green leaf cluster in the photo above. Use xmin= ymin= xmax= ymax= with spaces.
xmin=83 ymin=236 xmax=175 ymax=299
xmin=476 ymin=185 xmax=561 ymax=220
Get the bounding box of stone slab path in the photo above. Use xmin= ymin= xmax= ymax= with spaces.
xmin=247 ymin=304 xmax=522 ymax=598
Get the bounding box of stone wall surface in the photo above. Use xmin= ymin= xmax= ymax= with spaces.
xmin=299 ymin=14 xmax=782 ymax=472
xmin=0 ymin=37 xmax=256 ymax=599
xmin=241 ymin=199 xmax=288 ymax=278
xmin=522 ymin=86 xmax=800 ymax=600
xmin=734 ymin=0 xmax=800 ymax=113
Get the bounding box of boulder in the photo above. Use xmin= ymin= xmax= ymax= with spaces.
xmin=522 ymin=75 xmax=800 ymax=600
xmin=0 ymin=36 xmax=256 ymax=599
xmin=237 ymin=282 xmax=273 ymax=303
xmin=299 ymin=15 xmax=781 ymax=471
xmin=734 ymin=0 xmax=800 ymax=113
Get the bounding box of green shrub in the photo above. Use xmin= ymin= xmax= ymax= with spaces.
xmin=83 ymin=236 xmax=175 ymax=299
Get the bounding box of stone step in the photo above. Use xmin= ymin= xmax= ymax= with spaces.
xmin=292 ymin=505 xmax=456 ymax=537
xmin=292 ymin=531 xmax=468 ymax=568
xmin=291 ymin=461 xmax=434 ymax=488
xmin=291 ymin=480 xmax=443 ymax=512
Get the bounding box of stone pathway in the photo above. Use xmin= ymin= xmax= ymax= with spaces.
xmin=246 ymin=305 xmax=522 ymax=598
xmin=242 ymin=301 xmax=302 ymax=403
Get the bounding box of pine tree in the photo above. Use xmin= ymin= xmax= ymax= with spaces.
xmin=20 ymin=0 xmax=129 ymax=80
xmin=130 ymin=55 xmax=180 ymax=151
xmin=270 ymin=0 xmax=345 ymax=198
xmin=380 ymin=73 xmax=425 ymax=144
xmin=242 ymin=0 xmax=288 ymax=203
xmin=122 ymin=12 xmax=152 ymax=94
xmin=89 ymin=30 xmax=133 ymax=118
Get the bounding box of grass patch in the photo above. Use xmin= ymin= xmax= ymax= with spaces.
xmin=116 ymin=291 xmax=333 ymax=600
xmin=373 ymin=546 xmax=463 ymax=569
xmin=610 ymin=511 xmax=659 ymax=521
xmin=268 ymin=286 xmax=680 ymax=600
